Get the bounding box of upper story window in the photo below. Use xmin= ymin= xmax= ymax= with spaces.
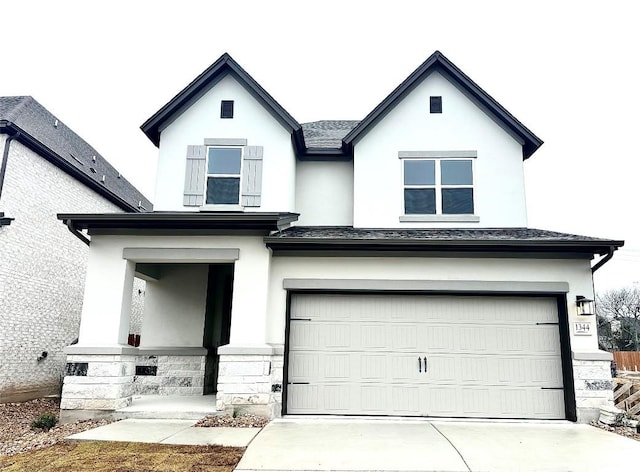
xmin=183 ymin=139 xmax=263 ymax=209
xmin=206 ymin=147 xmax=242 ymax=204
xmin=221 ymin=100 xmax=234 ymax=118
xmin=403 ymin=158 xmax=474 ymax=215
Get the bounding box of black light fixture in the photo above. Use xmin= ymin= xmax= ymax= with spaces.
xmin=576 ymin=295 xmax=595 ymax=316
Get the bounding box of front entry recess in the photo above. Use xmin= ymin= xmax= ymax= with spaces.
xmin=286 ymin=293 xmax=565 ymax=419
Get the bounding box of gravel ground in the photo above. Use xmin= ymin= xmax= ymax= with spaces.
xmin=195 ymin=413 xmax=270 ymax=428
xmin=591 ymin=421 xmax=640 ymax=441
xmin=0 ymin=398 xmax=114 ymax=457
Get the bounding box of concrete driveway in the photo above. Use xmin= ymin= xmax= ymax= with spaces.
xmin=235 ymin=418 xmax=640 ymax=472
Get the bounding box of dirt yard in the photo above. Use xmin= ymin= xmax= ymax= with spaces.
xmin=0 ymin=441 xmax=244 ymax=472
xmin=0 ymin=398 xmax=246 ymax=471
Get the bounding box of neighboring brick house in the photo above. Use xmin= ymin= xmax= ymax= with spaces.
xmin=0 ymin=96 xmax=152 ymax=402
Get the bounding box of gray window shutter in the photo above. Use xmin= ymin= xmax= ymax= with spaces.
xmin=241 ymin=146 xmax=263 ymax=207
xmin=184 ymin=145 xmax=206 ymax=206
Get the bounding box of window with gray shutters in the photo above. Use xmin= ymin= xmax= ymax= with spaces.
xmin=183 ymin=142 xmax=263 ymax=208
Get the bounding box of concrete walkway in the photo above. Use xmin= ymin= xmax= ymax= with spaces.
xmin=67 ymin=419 xmax=260 ymax=447
xmin=236 ymin=418 xmax=640 ymax=472
xmin=66 ymin=417 xmax=640 ymax=471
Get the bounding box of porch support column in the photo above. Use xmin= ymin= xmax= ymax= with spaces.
xmin=76 ymin=238 xmax=135 ymax=346
xmin=217 ymin=239 xmax=282 ymax=417
xmin=228 ymin=241 xmax=271 ymax=346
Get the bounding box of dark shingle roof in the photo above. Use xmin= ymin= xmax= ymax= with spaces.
xmin=0 ymin=96 xmax=151 ymax=212
xmin=301 ymin=121 xmax=360 ymax=149
xmin=265 ymin=227 xmax=623 ymax=256
xmin=271 ymin=227 xmax=614 ymax=242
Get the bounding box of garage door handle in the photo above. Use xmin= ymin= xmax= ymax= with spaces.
xmin=424 ymin=356 xmax=428 ymax=372
xmin=418 ymin=357 xmax=422 ymax=373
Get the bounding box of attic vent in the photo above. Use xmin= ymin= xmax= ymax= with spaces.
xmin=54 ymin=119 xmax=59 ymax=128
xmin=92 ymin=155 xmax=96 ymax=163
xmin=117 ymin=173 xmax=121 ymax=179
xmin=430 ymin=96 xmax=442 ymax=114
xmin=100 ymin=175 xmax=106 ymax=183
xmin=138 ymin=201 xmax=147 ymax=211
xmin=221 ymin=100 xmax=234 ymax=119
xmin=89 ymin=167 xmax=97 ymax=173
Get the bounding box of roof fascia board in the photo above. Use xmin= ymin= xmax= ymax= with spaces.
xmin=2 ymin=122 xmax=138 ymax=212
xmin=298 ymin=147 xmax=352 ymax=161
xmin=57 ymin=211 xmax=299 ymax=233
xmin=342 ymin=55 xmax=438 ymax=145
xmin=264 ymin=238 xmax=623 ymax=256
xmin=342 ymin=52 xmax=543 ymax=159
xmin=141 ymin=54 xmax=301 ymax=147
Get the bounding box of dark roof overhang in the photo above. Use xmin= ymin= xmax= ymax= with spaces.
xmin=1 ymin=121 xmax=142 ymax=212
xmin=141 ymin=53 xmax=302 ymax=148
xmin=342 ymin=51 xmax=544 ymax=160
xmin=264 ymin=227 xmax=623 ymax=258
xmin=297 ymin=147 xmax=352 ymax=161
xmin=58 ymin=212 xmax=299 ymax=236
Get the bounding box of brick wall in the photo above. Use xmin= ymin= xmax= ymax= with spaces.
xmin=0 ymin=139 xmax=144 ymax=402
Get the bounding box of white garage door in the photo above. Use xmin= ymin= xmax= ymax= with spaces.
xmin=287 ymin=294 xmax=565 ymax=419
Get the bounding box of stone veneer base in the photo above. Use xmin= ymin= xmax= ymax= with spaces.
xmin=573 ymin=351 xmax=614 ymax=423
xmin=215 ymin=344 xmax=284 ymax=418
xmin=60 ymin=347 xmax=207 ymax=420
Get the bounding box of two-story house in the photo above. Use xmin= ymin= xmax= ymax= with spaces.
xmin=58 ymin=52 xmax=622 ymax=423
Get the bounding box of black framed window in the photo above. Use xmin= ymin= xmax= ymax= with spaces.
xmin=206 ymin=147 xmax=242 ymax=204
xmin=403 ymin=158 xmax=473 ymax=215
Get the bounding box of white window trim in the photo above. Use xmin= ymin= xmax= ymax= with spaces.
xmin=202 ymin=145 xmax=243 ymax=208
xmin=400 ymin=152 xmax=478 ymax=222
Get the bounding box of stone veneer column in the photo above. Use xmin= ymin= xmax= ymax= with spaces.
xmin=216 ymin=344 xmax=284 ymax=418
xmin=573 ymin=351 xmax=614 ymax=423
xmin=60 ymin=348 xmax=137 ymax=422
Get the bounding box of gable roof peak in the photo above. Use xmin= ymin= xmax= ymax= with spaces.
xmin=343 ymin=50 xmax=543 ymax=159
xmin=141 ymin=52 xmax=301 ymax=147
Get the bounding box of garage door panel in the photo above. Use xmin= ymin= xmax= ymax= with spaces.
xmin=287 ymin=294 xmax=565 ymax=419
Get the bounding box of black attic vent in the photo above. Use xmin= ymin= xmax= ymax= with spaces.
xmin=221 ymin=100 xmax=234 ymax=119
xmin=430 ymin=96 xmax=442 ymax=114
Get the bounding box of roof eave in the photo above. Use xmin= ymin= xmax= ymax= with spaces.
xmin=264 ymin=237 xmax=624 ymax=256
xmin=141 ymin=53 xmax=302 ymax=148
xmin=57 ymin=211 xmax=299 ymax=233
xmin=1 ymin=122 xmax=141 ymax=213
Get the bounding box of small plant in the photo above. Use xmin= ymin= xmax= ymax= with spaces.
xmin=31 ymin=413 xmax=58 ymax=431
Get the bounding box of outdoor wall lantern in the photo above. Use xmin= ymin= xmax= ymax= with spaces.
xmin=576 ymin=295 xmax=595 ymax=316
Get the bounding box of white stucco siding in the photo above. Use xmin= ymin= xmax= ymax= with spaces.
xmin=353 ymin=72 xmax=527 ymax=228
xmin=0 ymin=140 xmax=123 ymax=401
xmin=154 ymin=75 xmax=296 ymax=212
xmin=295 ymin=161 xmax=354 ymax=225
xmin=77 ymin=235 xmax=272 ymax=348
xmin=266 ymin=256 xmax=596 ymax=352
xmin=141 ymin=264 xmax=208 ymax=347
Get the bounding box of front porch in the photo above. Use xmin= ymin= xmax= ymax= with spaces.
xmin=57 ymin=213 xmax=296 ymax=422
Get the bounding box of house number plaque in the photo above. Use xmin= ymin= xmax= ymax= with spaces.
xmin=574 ymin=322 xmax=592 ymax=336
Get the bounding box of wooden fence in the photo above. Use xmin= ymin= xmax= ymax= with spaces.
xmin=613 ymin=351 xmax=640 ymax=372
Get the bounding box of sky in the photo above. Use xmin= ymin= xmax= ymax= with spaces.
xmin=2 ymin=0 xmax=639 ymax=291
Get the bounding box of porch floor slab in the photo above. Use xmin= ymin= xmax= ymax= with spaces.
xmin=115 ymin=395 xmax=219 ymax=420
